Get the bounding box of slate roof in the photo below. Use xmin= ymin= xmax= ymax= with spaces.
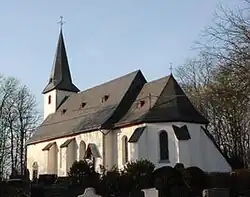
xmin=42 ymin=30 xmax=79 ymax=94
xmin=60 ymin=138 xmax=75 ymax=148
xmin=172 ymin=125 xmax=191 ymax=140
xmin=115 ymin=74 xmax=209 ymax=127
xmin=42 ymin=142 xmax=56 ymax=151
xmin=128 ymin=126 xmax=146 ymax=143
xmin=28 ymin=70 xmax=146 ymax=144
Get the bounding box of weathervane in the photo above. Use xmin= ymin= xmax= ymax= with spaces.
xmin=58 ymin=16 xmax=65 ymax=29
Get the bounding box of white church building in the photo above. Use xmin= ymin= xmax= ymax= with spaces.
xmin=26 ymin=30 xmax=231 ymax=180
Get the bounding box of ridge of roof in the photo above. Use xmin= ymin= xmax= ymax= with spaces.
xmin=78 ymin=70 xmax=143 ymax=94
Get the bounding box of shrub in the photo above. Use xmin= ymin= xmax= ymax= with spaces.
xmin=185 ymin=166 xmax=206 ymax=196
xmin=153 ymin=164 xmax=195 ymax=197
xmin=231 ymin=168 xmax=250 ymax=191
xmin=68 ymin=160 xmax=99 ymax=187
xmin=99 ymin=166 xmax=121 ymax=197
xmin=123 ymin=159 xmax=155 ymax=190
xmin=205 ymin=172 xmax=231 ymax=188
xmin=38 ymin=174 xmax=57 ymax=185
xmin=152 ymin=166 xmax=179 ymax=191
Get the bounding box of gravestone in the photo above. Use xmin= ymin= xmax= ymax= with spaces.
xmin=78 ymin=188 xmax=101 ymax=197
xmin=203 ymin=188 xmax=229 ymax=197
xmin=142 ymin=188 xmax=158 ymax=197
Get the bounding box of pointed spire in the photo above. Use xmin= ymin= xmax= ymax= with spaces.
xmin=42 ymin=29 xmax=79 ymax=94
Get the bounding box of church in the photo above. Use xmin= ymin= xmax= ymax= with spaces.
xmin=26 ymin=30 xmax=231 ymax=179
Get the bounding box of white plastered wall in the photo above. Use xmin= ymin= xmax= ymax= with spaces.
xmin=115 ymin=124 xmax=146 ymax=168
xmin=114 ymin=122 xmax=231 ymax=172
xmin=43 ymin=89 xmax=75 ymax=120
xmin=27 ymin=130 xmax=103 ymax=179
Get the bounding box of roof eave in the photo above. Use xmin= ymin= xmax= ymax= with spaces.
xmin=42 ymin=83 xmax=80 ymax=94
xmin=27 ymin=125 xmax=103 ymax=145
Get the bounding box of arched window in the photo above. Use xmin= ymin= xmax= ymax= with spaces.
xmin=122 ymin=136 xmax=128 ymax=164
xmin=32 ymin=162 xmax=38 ymax=181
xmin=79 ymin=141 xmax=86 ymax=160
xmin=48 ymin=95 xmax=51 ymax=104
xmin=159 ymin=130 xmax=169 ymax=161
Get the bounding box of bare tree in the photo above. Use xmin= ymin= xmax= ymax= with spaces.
xmin=0 ymin=76 xmax=40 ymax=177
xmin=16 ymin=85 xmax=40 ymax=175
xmin=175 ymin=52 xmax=216 ymax=118
xmin=196 ymin=1 xmax=250 ymax=95
xmin=176 ymin=0 xmax=250 ymax=168
xmin=0 ymin=77 xmax=18 ymax=178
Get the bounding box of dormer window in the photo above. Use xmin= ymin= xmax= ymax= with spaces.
xmin=101 ymin=94 xmax=109 ymax=103
xmin=81 ymin=102 xmax=86 ymax=109
xmin=137 ymin=100 xmax=145 ymax=108
xmin=61 ymin=109 xmax=67 ymax=115
xmin=48 ymin=95 xmax=51 ymax=104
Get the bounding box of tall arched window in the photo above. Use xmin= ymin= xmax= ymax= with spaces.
xmin=159 ymin=130 xmax=169 ymax=161
xmin=79 ymin=141 xmax=86 ymax=160
xmin=122 ymin=136 xmax=128 ymax=164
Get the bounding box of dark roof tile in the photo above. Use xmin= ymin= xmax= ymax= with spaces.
xmin=128 ymin=126 xmax=146 ymax=143
xmin=115 ymin=74 xmax=208 ymax=127
xmin=28 ymin=70 xmax=146 ymax=144
xmin=60 ymin=138 xmax=75 ymax=148
xmin=42 ymin=142 xmax=56 ymax=151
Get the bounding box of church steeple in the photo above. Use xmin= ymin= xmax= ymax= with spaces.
xmin=42 ymin=29 xmax=79 ymax=94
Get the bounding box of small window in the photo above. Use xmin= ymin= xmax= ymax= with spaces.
xmin=101 ymin=94 xmax=109 ymax=103
xmin=159 ymin=130 xmax=169 ymax=161
xmin=61 ymin=109 xmax=67 ymax=114
xmin=80 ymin=102 xmax=86 ymax=109
xmin=48 ymin=95 xmax=51 ymax=104
xmin=137 ymin=100 xmax=145 ymax=108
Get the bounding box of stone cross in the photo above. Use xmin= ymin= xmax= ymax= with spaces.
xmin=78 ymin=188 xmax=102 ymax=197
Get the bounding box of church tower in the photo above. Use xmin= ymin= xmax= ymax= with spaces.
xmin=42 ymin=29 xmax=79 ymax=119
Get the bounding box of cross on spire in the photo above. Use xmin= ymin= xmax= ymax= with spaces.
xmin=169 ymin=63 xmax=173 ymax=75
xmin=58 ymin=16 xmax=65 ymax=29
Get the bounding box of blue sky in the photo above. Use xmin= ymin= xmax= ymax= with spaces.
xmin=0 ymin=0 xmax=242 ymax=113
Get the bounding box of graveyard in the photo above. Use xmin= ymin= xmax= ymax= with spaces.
xmin=1 ymin=159 xmax=250 ymax=197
